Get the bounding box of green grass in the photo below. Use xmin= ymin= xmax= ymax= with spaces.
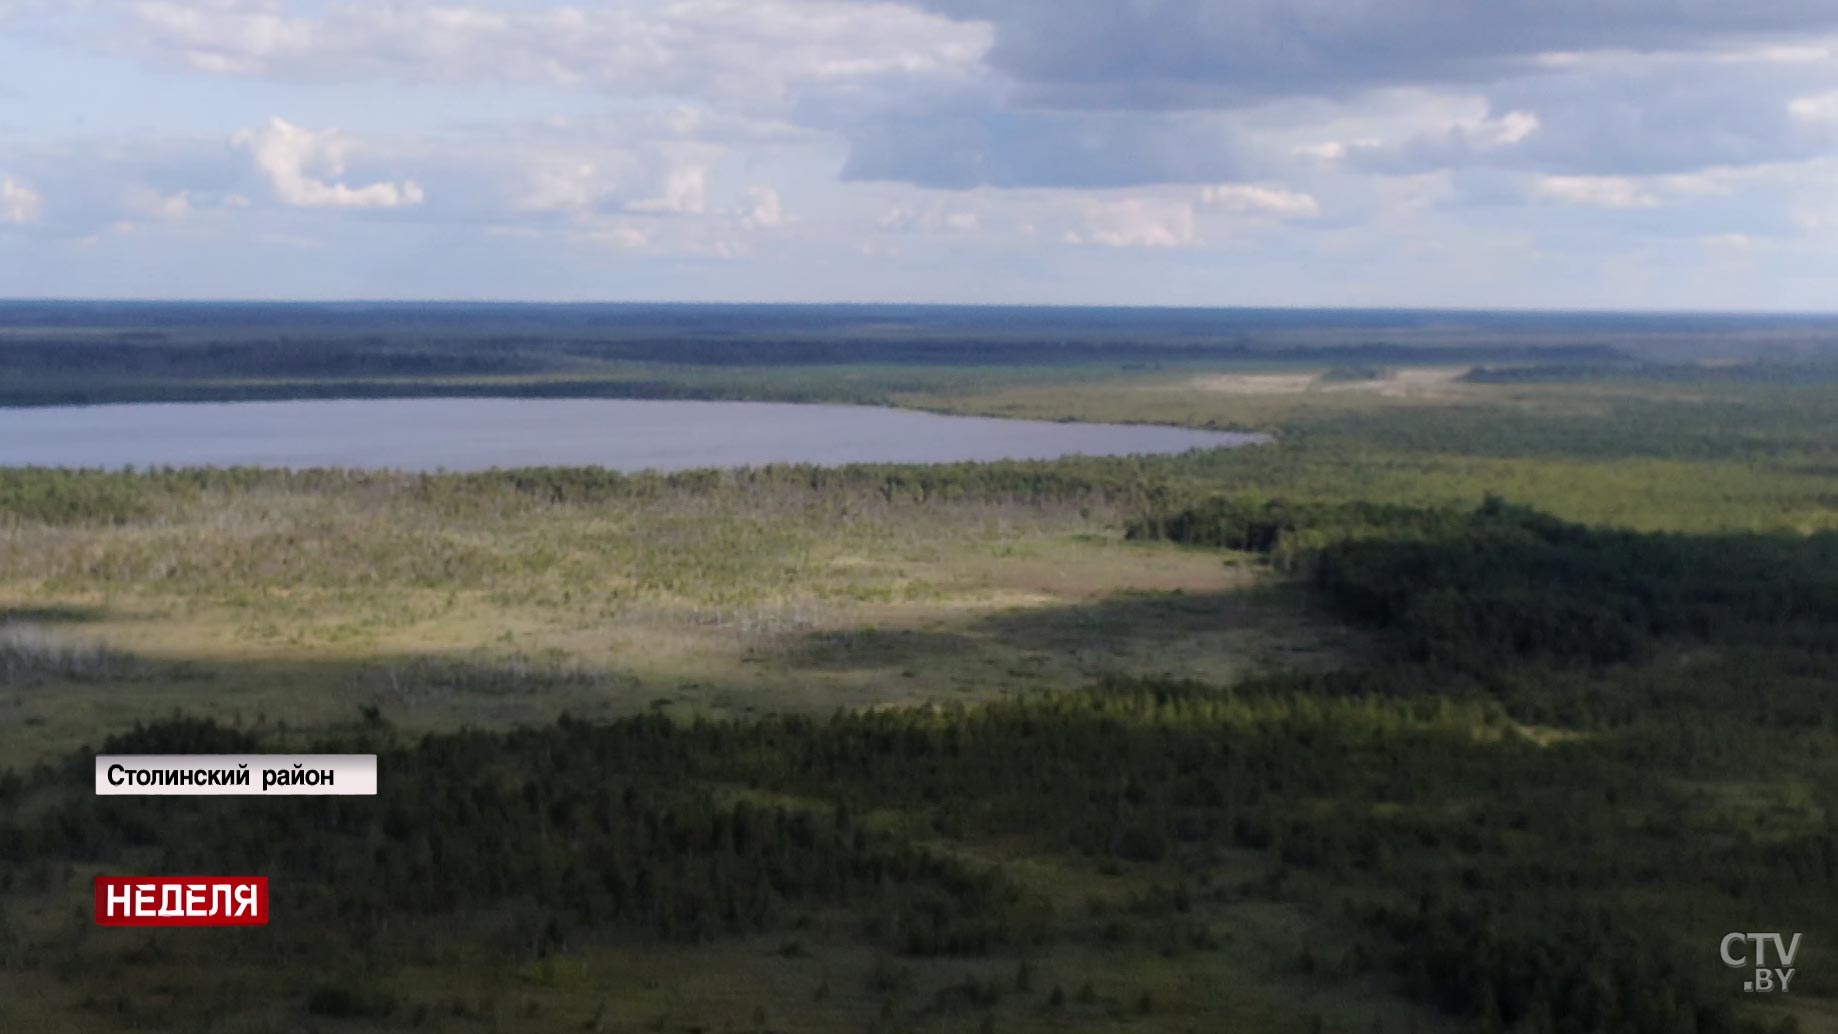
xmin=0 ymin=467 xmax=1353 ymax=766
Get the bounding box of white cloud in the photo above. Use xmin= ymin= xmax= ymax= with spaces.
xmin=743 ymin=186 xmax=785 ymax=229
xmin=1703 ymin=233 xmax=1757 ymax=250
xmin=1660 ymin=172 xmax=1737 ymax=197
xmin=1277 ymin=96 xmax=1544 ymax=182
xmin=877 ymin=202 xmax=983 ymax=234
xmin=1722 ymin=40 xmax=1838 ymax=65
xmin=1531 ymin=175 xmax=1661 ymax=209
xmin=468 ymin=110 xmax=808 ymax=219
xmin=119 ymin=0 xmax=992 ymax=107
xmin=581 ymin=223 xmax=650 ymax=250
xmin=1486 ymin=110 xmax=1543 ymax=147
xmin=125 ymin=187 xmax=193 ymax=220
xmin=1 ymin=176 xmax=42 ymax=223
xmin=630 ymin=165 xmax=708 ymax=216
xmin=5 ymin=3 xmax=1838 ymax=305
xmin=1069 ymin=198 xmax=1196 ymax=248
xmin=233 ymin=117 xmax=425 ymax=208
xmin=1201 ymin=183 xmax=1320 ymax=218
xmin=1789 ymin=92 xmax=1838 ymax=122
xmin=1336 ymin=104 xmax=1544 ymax=172
xmin=1293 ymin=140 xmax=1349 ymax=162
xmin=515 ymin=160 xmax=609 ymax=213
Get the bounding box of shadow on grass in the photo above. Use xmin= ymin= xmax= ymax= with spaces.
xmin=768 ymin=580 xmax=1354 ymax=682
xmin=0 ymin=604 xmax=111 ymax=625
xmin=0 ymin=646 xmax=656 ymax=770
xmin=2 ymin=579 xmax=1358 ymax=770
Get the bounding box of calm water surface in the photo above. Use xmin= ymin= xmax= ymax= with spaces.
xmin=0 ymin=398 xmax=1262 ymax=472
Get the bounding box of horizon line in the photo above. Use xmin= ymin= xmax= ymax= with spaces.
xmin=3 ymin=297 xmax=1838 ymax=319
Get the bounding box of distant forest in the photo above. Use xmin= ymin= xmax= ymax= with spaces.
xmin=6 ymin=301 xmax=1838 ymax=408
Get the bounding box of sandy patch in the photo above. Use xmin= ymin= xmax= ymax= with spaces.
xmin=1325 ymin=365 xmax=1471 ymax=398
xmin=1184 ymin=366 xmax=1473 ymax=399
xmin=1185 ymin=373 xmax=1319 ymax=395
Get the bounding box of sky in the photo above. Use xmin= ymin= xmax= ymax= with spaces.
xmin=2 ymin=1 xmax=1838 ymax=309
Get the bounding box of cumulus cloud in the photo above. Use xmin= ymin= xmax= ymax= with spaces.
xmin=1703 ymin=232 xmax=1757 ymax=250
xmin=514 ymin=160 xmax=611 ymax=214
xmin=5 ymin=0 xmax=1838 ymax=304
xmin=0 ymin=107 xmax=801 ymax=254
xmin=1790 ymin=92 xmax=1838 ymax=122
xmin=877 ymin=202 xmax=982 ymax=234
xmin=1532 ymin=175 xmax=1661 ymax=209
xmin=233 ymin=117 xmax=425 ymax=208
xmin=465 ymin=109 xmax=812 ymax=221
xmin=743 ymin=187 xmax=785 ymax=229
xmin=580 ymin=223 xmax=650 ymax=250
xmin=1 ymin=176 xmax=42 ymax=223
xmin=0 ymin=132 xmax=262 ymax=237
xmin=35 ymin=0 xmax=1838 ymax=196
xmin=1201 ymin=183 xmax=1320 ymax=218
xmin=630 ymin=165 xmax=709 ymax=216
xmin=124 ymin=187 xmax=194 ymax=220
xmin=1331 ymin=105 xmax=1542 ymax=171
xmin=1067 ymin=198 xmax=1196 ymax=248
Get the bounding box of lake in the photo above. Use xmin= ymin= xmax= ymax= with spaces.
xmin=0 ymin=398 xmax=1262 ymax=472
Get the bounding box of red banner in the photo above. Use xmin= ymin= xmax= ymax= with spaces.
xmin=94 ymin=876 xmax=269 ymax=927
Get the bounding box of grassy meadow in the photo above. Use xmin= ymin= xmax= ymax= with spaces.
xmin=0 ymin=466 xmax=1353 ymax=766
xmin=4 ymin=308 xmax=1838 ymax=1033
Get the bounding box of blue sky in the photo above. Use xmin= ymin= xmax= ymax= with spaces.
xmin=2 ymin=0 xmax=1837 ymax=309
